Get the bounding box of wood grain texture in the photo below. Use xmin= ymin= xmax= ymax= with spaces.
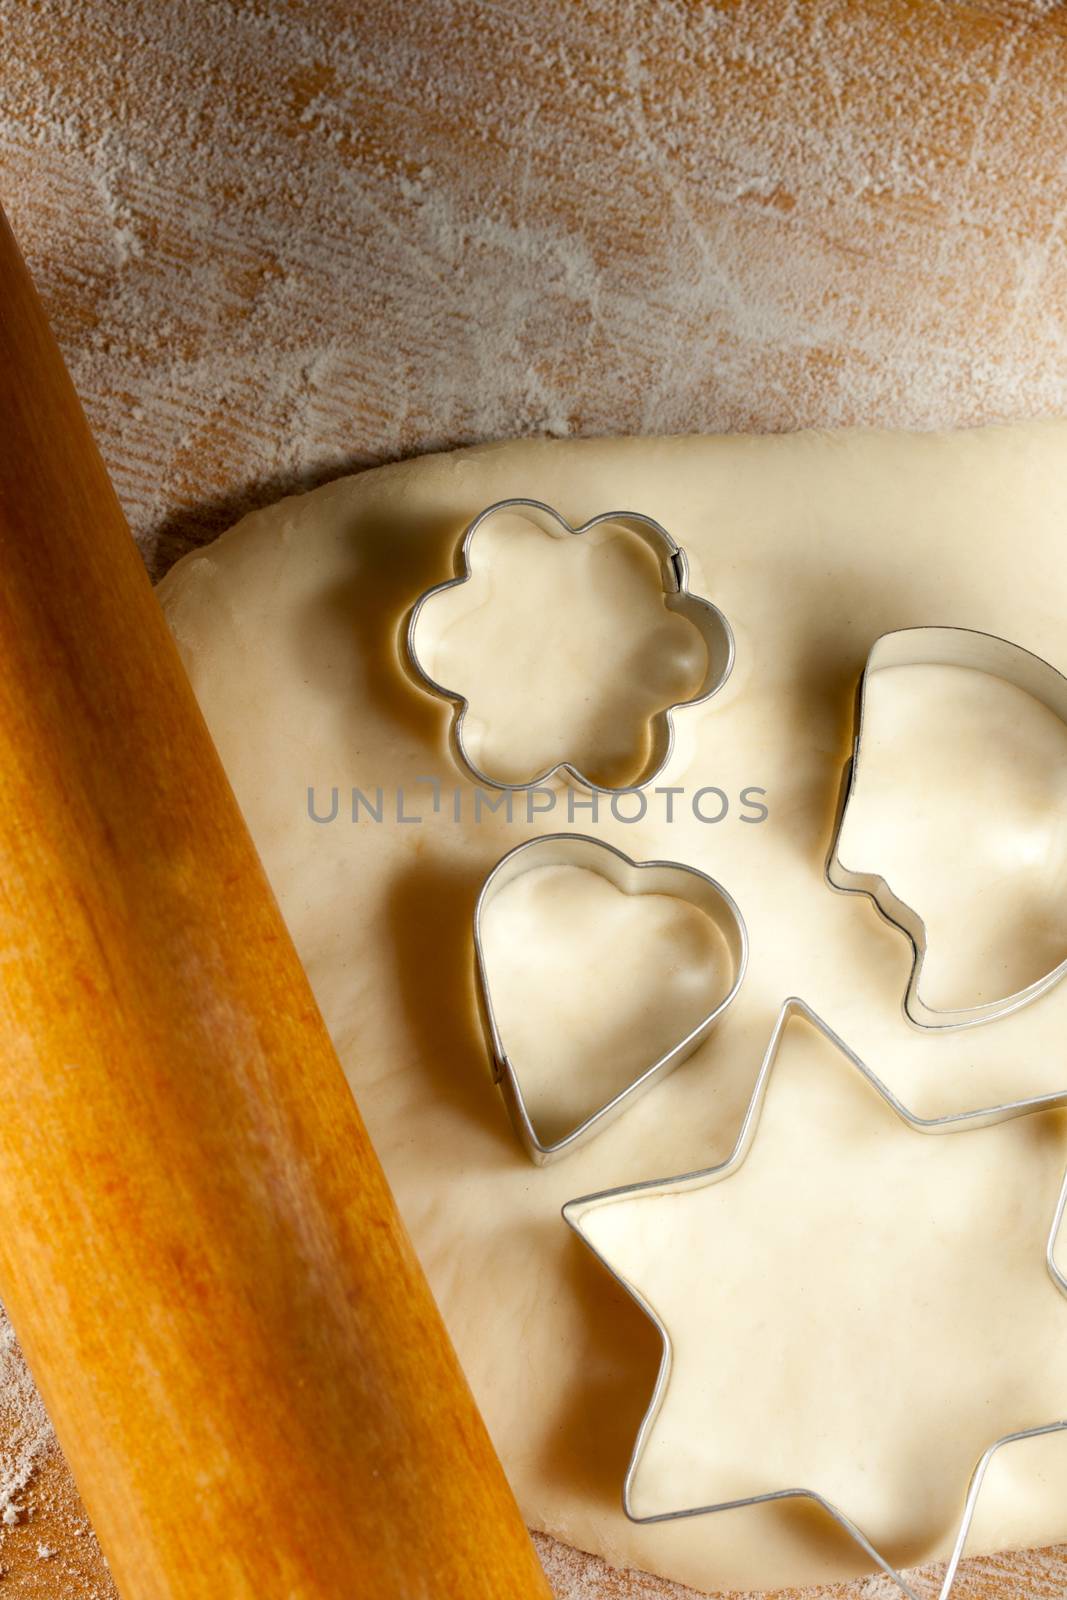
xmin=2 ymin=0 xmax=1067 ymax=1595
xmin=0 ymin=207 xmax=551 ymax=1600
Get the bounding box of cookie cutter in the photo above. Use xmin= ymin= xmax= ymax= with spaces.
xmin=474 ymin=832 xmax=748 ymax=1164
xmin=405 ymin=498 xmax=735 ymax=793
xmin=827 ymin=626 xmax=1067 ymax=1031
xmin=563 ymin=995 xmax=1067 ymax=1599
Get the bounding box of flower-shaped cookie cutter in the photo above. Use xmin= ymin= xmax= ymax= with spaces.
xmin=474 ymin=832 xmax=748 ymax=1164
xmin=405 ymin=498 xmax=735 ymax=792
xmin=827 ymin=626 xmax=1067 ymax=1031
xmin=563 ymin=996 xmax=1067 ymax=1600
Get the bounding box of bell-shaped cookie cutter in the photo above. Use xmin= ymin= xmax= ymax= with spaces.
xmin=563 ymin=995 xmax=1067 ymax=1600
xmin=405 ymin=498 xmax=735 ymax=793
xmin=827 ymin=626 xmax=1067 ymax=1031
xmin=475 ymin=832 xmax=749 ymax=1165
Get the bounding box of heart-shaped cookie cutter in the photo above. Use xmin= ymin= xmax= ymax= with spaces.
xmin=405 ymin=498 xmax=735 ymax=793
xmin=827 ymin=626 xmax=1067 ymax=1031
xmin=474 ymin=832 xmax=749 ymax=1164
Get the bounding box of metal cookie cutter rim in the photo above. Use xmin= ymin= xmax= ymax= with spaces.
xmin=474 ymin=831 xmax=749 ymax=1165
xmin=827 ymin=625 xmax=1067 ymax=1031
xmin=563 ymin=995 xmax=1067 ymax=1600
xmin=405 ymin=497 xmax=735 ymax=793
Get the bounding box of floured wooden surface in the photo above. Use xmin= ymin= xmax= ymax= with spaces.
xmin=4 ymin=0 xmax=1067 ymax=580
xmin=2 ymin=0 xmax=1067 ymax=1594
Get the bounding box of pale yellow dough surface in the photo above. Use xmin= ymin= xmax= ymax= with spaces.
xmin=481 ymin=863 xmax=737 ymax=1146
xmin=159 ymin=423 xmax=1067 ymax=1593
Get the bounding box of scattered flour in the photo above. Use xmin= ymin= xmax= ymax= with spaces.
xmin=0 ymin=1312 xmax=51 ymax=1532
xmin=1 ymin=0 xmax=1066 ymax=578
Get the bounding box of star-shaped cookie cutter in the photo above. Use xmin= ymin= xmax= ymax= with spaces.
xmin=474 ymin=832 xmax=748 ymax=1164
xmin=404 ymin=498 xmax=735 ymax=793
xmin=827 ymin=626 xmax=1067 ymax=1030
xmin=563 ymin=996 xmax=1067 ymax=1598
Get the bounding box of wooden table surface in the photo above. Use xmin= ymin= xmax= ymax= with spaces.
xmin=2 ymin=1 xmax=1067 ymax=1595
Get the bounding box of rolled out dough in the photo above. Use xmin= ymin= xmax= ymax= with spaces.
xmin=480 ymin=861 xmax=738 ymax=1147
xmin=159 ymin=422 xmax=1067 ymax=1594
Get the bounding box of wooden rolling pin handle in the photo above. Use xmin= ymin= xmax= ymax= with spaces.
xmin=0 ymin=206 xmax=551 ymax=1600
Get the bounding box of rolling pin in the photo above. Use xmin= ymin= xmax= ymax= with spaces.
xmin=0 ymin=206 xmax=552 ymax=1600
